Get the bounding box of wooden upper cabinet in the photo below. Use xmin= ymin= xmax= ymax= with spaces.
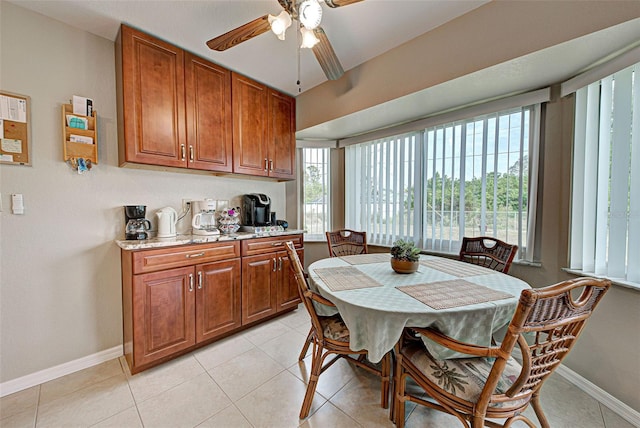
xmin=185 ymin=53 xmax=233 ymax=172
xmin=118 ymin=25 xmax=186 ymax=168
xmin=232 ymin=72 xmax=269 ymax=177
xmin=232 ymin=72 xmax=296 ymax=180
xmin=268 ymin=89 xmax=296 ymax=180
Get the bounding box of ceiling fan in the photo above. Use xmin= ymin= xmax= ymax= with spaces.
xmin=206 ymin=0 xmax=363 ymax=81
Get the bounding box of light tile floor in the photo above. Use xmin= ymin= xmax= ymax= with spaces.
xmin=1 ymin=305 xmax=635 ymax=428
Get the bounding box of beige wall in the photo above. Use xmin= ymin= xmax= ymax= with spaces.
xmin=0 ymin=2 xmax=286 ymax=383
xmin=298 ymin=2 xmax=640 ymax=412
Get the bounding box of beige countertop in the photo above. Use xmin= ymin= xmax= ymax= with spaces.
xmin=116 ymin=229 xmax=306 ymax=250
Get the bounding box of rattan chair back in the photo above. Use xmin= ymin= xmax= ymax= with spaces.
xmin=326 ymin=229 xmax=368 ymax=257
xmin=459 ymin=236 xmax=518 ymax=273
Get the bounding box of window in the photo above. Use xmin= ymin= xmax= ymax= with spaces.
xmin=301 ymin=147 xmax=330 ymax=238
xmin=569 ymin=62 xmax=639 ymax=286
xmin=345 ymin=104 xmax=541 ymax=260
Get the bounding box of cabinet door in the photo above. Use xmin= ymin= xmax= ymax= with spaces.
xmin=119 ymin=25 xmax=186 ymax=167
xmin=132 ymin=266 xmax=195 ymax=367
xmin=267 ymin=89 xmax=296 ymax=179
xmin=185 ymin=53 xmax=233 ymax=172
xmin=277 ymin=248 xmax=303 ymax=312
xmin=242 ymin=253 xmax=278 ymax=324
xmin=232 ymin=73 xmax=269 ymax=176
xmin=196 ymin=259 xmax=241 ymax=342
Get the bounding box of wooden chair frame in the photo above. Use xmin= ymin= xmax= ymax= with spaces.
xmin=393 ymin=277 xmax=611 ymax=428
xmin=459 ymin=236 xmax=518 ymax=273
xmin=325 ymin=229 xmax=368 ymax=257
xmin=284 ymin=241 xmax=390 ymax=419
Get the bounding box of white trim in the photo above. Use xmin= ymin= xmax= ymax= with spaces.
xmin=562 ymin=268 xmax=640 ymax=292
xmin=338 ymin=88 xmax=551 ymax=148
xmin=561 ymin=42 xmax=640 ymax=97
xmin=296 ymin=139 xmax=337 ymax=149
xmin=555 ymin=364 xmax=640 ymax=427
xmin=0 ymin=345 xmax=123 ymax=397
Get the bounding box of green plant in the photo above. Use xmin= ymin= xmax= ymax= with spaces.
xmin=390 ymin=239 xmax=421 ymax=262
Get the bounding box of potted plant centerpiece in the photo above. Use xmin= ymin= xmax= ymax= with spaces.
xmin=390 ymin=239 xmax=421 ymax=274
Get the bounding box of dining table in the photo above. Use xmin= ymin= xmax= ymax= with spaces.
xmin=307 ymin=253 xmax=530 ymax=363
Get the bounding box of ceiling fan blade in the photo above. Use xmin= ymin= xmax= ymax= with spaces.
xmin=312 ymin=27 xmax=345 ymax=80
xmin=206 ymin=15 xmax=271 ymax=51
xmin=323 ymin=0 xmax=364 ymax=8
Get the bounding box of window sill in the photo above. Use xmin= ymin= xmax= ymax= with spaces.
xmin=562 ymin=268 xmax=640 ymax=291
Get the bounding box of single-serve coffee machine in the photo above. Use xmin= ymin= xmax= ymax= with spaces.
xmin=191 ymin=199 xmax=219 ymax=236
xmin=241 ymin=194 xmax=271 ymax=227
xmin=124 ymin=205 xmax=151 ymax=240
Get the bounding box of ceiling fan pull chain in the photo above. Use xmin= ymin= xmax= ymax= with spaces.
xmin=297 ymin=23 xmax=302 ymax=93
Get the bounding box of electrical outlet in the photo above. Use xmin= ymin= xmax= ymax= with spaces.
xmin=182 ymin=199 xmax=191 ymax=212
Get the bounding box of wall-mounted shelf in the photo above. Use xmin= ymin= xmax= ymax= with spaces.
xmin=62 ymin=103 xmax=97 ymax=168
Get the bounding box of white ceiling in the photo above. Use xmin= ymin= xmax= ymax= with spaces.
xmin=8 ymin=1 xmax=640 ymax=141
xmin=7 ymin=0 xmax=488 ymax=96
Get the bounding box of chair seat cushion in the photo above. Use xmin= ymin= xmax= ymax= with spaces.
xmin=402 ymin=341 xmax=526 ymax=408
xmin=318 ymin=314 xmax=350 ymax=342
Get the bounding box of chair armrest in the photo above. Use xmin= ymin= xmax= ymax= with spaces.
xmin=410 ymin=327 xmax=503 ymax=358
xmin=306 ymin=290 xmax=337 ymax=308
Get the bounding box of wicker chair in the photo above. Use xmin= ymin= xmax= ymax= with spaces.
xmin=326 ymin=229 xmax=368 ymax=257
xmin=393 ymin=277 xmax=611 ymax=428
xmin=284 ymin=241 xmax=391 ymax=419
xmin=459 ymin=236 xmax=518 ymax=273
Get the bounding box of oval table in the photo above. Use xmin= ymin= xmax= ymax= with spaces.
xmin=307 ymin=253 xmax=530 ymax=362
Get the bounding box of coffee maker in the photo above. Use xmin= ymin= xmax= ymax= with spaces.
xmin=191 ymin=199 xmax=219 ymax=236
xmin=241 ymin=194 xmax=271 ymax=227
xmin=124 ymin=205 xmax=151 ymax=240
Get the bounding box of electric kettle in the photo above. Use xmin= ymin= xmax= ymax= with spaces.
xmin=156 ymin=207 xmax=178 ymax=238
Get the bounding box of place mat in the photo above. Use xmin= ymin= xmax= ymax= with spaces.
xmin=313 ymin=266 xmax=383 ymax=292
xmin=396 ymin=279 xmax=513 ymax=310
xmin=420 ymin=258 xmax=495 ymax=277
xmin=339 ymin=253 xmax=390 ymax=265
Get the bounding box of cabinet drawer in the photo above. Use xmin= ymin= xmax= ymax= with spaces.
xmin=132 ymin=241 xmax=240 ymax=274
xmin=241 ymin=234 xmax=303 ymax=256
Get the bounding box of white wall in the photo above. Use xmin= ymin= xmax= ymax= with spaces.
xmin=0 ymin=2 xmax=286 ymax=383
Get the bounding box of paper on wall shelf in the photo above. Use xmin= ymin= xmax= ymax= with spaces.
xmin=66 ymin=114 xmax=87 ymax=130
xmin=72 ymin=95 xmax=93 ymax=116
xmin=70 ymin=134 xmax=93 ymax=144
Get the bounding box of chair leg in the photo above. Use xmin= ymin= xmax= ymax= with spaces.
xmin=394 ymin=371 xmax=407 ymax=428
xmin=380 ymin=352 xmax=391 ymax=409
xmin=531 ymin=391 xmax=550 ymax=428
xmin=298 ymin=327 xmax=312 ymax=361
xmin=300 ymin=342 xmax=324 ymax=419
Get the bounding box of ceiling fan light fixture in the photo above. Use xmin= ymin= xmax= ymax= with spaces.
xmin=300 ymin=27 xmax=320 ymax=48
xmin=268 ymin=10 xmax=292 ymax=40
xmin=299 ymin=0 xmax=323 ymax=30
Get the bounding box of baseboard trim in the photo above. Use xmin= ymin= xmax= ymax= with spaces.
xmin=555 ymin=365 xmax=640 ymax=427
xmin=0 ymin=346 xmax=123 ymax=398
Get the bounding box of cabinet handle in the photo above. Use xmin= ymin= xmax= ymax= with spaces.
xmin=189 ymin=145 xmax=194 ymax=161
xmin=264 ymin=158 xmax=268 ymax=171
xmin=186 ymin=252 xmax=205 ymax=258
xmin=197 ymin=271 xmax=203 ymax=290
xmin=189 ymin=274 xmax=194 ymax=292
xmin=278 ymin=257 xmax=283 ymax=271
xmin=272 ymin=258 xmax=277 ymax=272
xmin=269 ymin=159 xmax=274 ymax=171
xmin=271 ymin=242 xmax=283 ymax=247
xmin=181 ymin=144 xmax=186 ymax=161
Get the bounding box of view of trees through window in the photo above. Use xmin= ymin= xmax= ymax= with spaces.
xmin=302 ymin=148 xmax=330 ymax=236
xmin=346 ymin=107 xmax=532 ymax=255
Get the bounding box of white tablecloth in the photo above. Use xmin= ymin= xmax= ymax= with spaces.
xmin=308 ymin=254 xmax=530 ymax=362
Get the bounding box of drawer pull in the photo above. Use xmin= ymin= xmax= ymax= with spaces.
xmin=181 ymin=144 xmax=186 ymax=161
xmin=273 ymin=258 xmax=277 ymax=272
xmin=189 ymin=274 xmax=194 ymax=292
xmin=189 ymin=145 xmax=194 ymax=161
xmin=264 ymin=158 xmax=269 ymax=171
xmin=186 ymin=252 xmax=205 ymax=258
xmin=271 ymin=242 xmax=283 ymax=247
xmin=278 ymin=257 xmax=283 ymax=271
xmin=197 ymin=271 xmax=203 ymax=290
xmin=269 ymin=159 xmax=274 ymax=171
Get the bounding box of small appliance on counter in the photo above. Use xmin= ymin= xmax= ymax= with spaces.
xmin=241 ymin=194 xmax=271 ymax=231
xmin=191 ymin=199 xmax=219 ymax=236
xmin=124 ymin=205 xmax=151 ymax=240
xmin=156 ymin=207 xmax=178 ymax=238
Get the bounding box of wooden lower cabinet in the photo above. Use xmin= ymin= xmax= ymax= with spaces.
xmin=122 ymin=235 xmax=302 ymax=373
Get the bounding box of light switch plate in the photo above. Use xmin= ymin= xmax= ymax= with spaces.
xmin=12 ymin=193 xmax=24 ymax=214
